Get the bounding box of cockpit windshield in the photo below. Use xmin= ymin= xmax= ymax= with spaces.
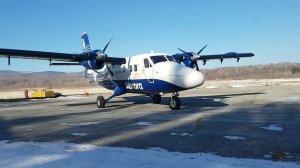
xmin=150 ymin=55 xmax=176 ymax=64
xmin=150 ymin=55 xmax=168 ymax=64
xmin=166 ymin=55 xmax=175 ymax=62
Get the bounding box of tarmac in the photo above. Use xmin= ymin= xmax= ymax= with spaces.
xmin=0 ymin=83 xmax=299 ymax=162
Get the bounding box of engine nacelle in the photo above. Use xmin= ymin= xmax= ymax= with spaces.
xmin=81 ymin=59 xmax=105 ymax=69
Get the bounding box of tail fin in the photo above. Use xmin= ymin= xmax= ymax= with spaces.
xmin=81 ymin=32 xmax=91 ymax=52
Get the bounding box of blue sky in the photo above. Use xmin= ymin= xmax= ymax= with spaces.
xmin=0 ymin=0 xmax=299 ymax=72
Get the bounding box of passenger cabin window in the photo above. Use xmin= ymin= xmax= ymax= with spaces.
xmin=144 ymin=58 xmax=151 ymax=68
xmin=150 ymin=55 xmax=167 ymax=64
xmin=134 ymin=65 xmax=137 ymax=71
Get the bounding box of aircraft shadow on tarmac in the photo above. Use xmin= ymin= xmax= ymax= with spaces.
xmin=64 ymin=92 xmax=264 ymax=110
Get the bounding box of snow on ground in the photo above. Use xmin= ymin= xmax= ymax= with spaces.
xmin=71 ymin=133 xmax=90 ymax=137
xmin=0 ymin=141 xmax=298 ymax=168
xmin=224 ymin=136 xmax=246 ymax=140
xmin=206 ymin=85 xmax=220 ymax=89
xmin=170 ymin=132 xmax=193 ymax=136
xmin=276 ymin=97 xmax=300 ymax=102
xmin=132 ymin=122 xmax=153 ymax=126
xmin=230 ymin=84 xmax=247 ymax=88
xmin=260 ymin=124 xmax=283 ymax=131
xmin=60 ymin=122 xmax=99 ymax=126
xmin=203 ymin=78 xmax=300 ymax=89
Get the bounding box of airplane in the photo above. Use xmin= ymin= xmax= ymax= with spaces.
xmin=0 ymin=33 xmax=254 ymax=110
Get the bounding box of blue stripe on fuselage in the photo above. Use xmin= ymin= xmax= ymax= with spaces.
xmin=98 ymin=79 xmax=185 ymax=94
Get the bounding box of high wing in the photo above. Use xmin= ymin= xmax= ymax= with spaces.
xmin=0 ymin=33 xmax=126 ymax=67
xmin=174 ymin=46 xmax=255 ymax=70
xmin=0 ymin=48 xmax=85 ymax=62
xmin=195 ymin=52 xmax=254 ymax=64
xmin=197 ymin=52 xmax=254 ymax=61
xmin=0 ymin=48 xmax=126 ymax=67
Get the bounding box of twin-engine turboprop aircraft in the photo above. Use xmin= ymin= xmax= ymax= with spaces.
xmin=0 ymin=33 xmax=254 ymax=110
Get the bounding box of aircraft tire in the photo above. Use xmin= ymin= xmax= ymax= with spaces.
xmin=152 ymin=94 xmax=161 ymax=104
xmin=169 ymin=96 xmax=181 ymax=110
xmin=97 ymin=95 xmax=105 ymax=108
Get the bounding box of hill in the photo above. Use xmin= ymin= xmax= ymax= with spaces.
xmin=0 ymin=62 xmax=299 ymax=90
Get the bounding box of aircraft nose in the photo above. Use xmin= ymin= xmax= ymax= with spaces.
xmin=154 ymin=62 xmax=205 ymax=90
xmin=183 ymin=68 xmax=205 ymax=89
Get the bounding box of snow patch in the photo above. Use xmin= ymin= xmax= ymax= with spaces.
xmin=231 ymin=84 xmax=247 ymax=88
xmin=71 ymin=133 xmax=90 ymax=137
xmin=180 ymin=133 xmax=190 ymax=136
xmin=170 ymin=133 xmax=192 ymax=137
xmin=0 ymin=141 xmax=298 ymax=168
xmin=224 ymin=136 xmax=246 ymax=140
xmin=206 ymin=85 xmax=220 ymax=89
xmin=60 ymin=122 xmax=99 ymax=126
xmin=280 ymin=97 xmax=300 ymax=102
xmin=132 ymin=122 xmax=153 ymax=126
xmin=260 ymin=124 xmax=283 ymax=131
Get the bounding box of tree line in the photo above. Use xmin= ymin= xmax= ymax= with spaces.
xmin=0 ymin=62 xmax=299 ymax=90
xmin=201 ymin=62 xmax=300 ymax=80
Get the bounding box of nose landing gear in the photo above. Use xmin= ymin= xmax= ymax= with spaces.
xmin=169 ymin=92 xmax=181 ymax=110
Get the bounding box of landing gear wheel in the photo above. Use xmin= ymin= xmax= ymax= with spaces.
xmin=96 ymin=95 xmax=105 ymax=108
xmin=169 ymin=96 xmax=181 ymax=110
xmin=152 ymin=94 xmax=161 ymax=104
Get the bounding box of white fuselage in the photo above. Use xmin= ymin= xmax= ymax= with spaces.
xmin=86 ymin=52 xmax=205 ymax=93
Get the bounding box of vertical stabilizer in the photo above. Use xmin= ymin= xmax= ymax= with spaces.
xmin=81 ymin=32 xmax=91 ymax=52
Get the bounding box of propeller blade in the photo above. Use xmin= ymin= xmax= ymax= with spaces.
xmin=177 ymin=48 xmax=193 ymax=57
xmin=103 ymin=37 xmax=113 ymax=53
xmin=195 ymin=62 xmax=200 ymax=71
xmin=105 ymin=62 xmax=115 ymax=77
xmin=197 ymin=44 xmax=207 ymax=55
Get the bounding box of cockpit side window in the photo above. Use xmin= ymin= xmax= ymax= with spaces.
xmin=150 ymin=55 xmax=167 ymax=64
xmin=144 ymin=58 xmax=150 ymax=68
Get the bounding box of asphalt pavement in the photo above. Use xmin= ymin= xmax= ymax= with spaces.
xmin=0 ymin=85 xmax=299 ymax=162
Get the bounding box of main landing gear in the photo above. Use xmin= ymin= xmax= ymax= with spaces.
xmin=151 ymin=93 xmax=162 ymax=104
xmin=150 ymin=92 xmax=181 ymax=110
xmin=96 ymin=85 xmax=126 ymax=109
xmin=168 ymin=92 xmax=181 ymax=110
xmin=97 ymin=95 xmax=105 ymax=108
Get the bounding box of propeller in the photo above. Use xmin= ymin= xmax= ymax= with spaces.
xmin=95 ymin=38 xmax=113 ymax=60
xmin=197 ymin=44 xmax=207 ymax=55
xmin=93 ymin=38 xmax=115 ymax=78
xmin=103 ymin=37 xmax=113 ymax=53
xmin=177 ymin=44 xmax=207 ymax=71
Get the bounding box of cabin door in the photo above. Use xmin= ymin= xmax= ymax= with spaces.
xmin=142 ymin=58 xmax=154 ymax=83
